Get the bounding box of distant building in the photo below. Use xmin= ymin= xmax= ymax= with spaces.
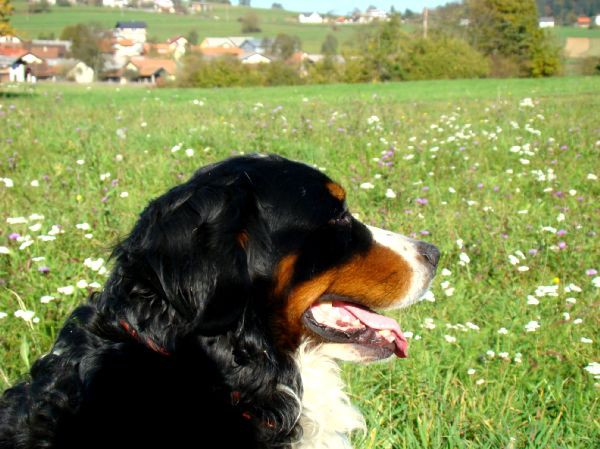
xmin=67 ymin=61 xmax=95 ymax=83
xmin=298 ymin=12 xmax=323 ymax=24
xmin=539 ymin=17 xmax=555 ymax=28
xmin=576 ymin=16 xmax=591 ymax=28
xmin=154 ymin=0 xmax=174 ymax=13
xmin=103 ymin=0 xmax=128 ymax=7
xmin=199 ymin=37 xmax=239 ymax=49
xmin=114 ymin=22 xmax=148 ymax=44
xmin=240 ymin=52 xmax=271 ymax=64
xmin=0 ymin=35 xmax=21 ymax=44
xmin=365 ymin=7 xmax=388 ymax=21
xmin=595 ymin=15 xmax=600 ymax=26
xmin=124 ymin=56 xmax=177 ymax=84
xmin=190 ymin=1 xmax=213 ymax=13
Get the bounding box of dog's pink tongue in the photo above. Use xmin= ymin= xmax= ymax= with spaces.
xmin=332 ymin=301 xmax=408 ymax=358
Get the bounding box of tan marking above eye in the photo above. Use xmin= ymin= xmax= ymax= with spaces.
xmin=236 ymin=231 xmax=249 ymax=248
xmin=326 ymin=182 xmax=346 ymax=201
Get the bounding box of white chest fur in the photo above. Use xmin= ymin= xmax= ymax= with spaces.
xmin=292 ymin=341 xmax=366 ymax=449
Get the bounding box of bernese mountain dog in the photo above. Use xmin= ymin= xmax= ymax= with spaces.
xmin=0 ymin=154 xmax=439 ymax=449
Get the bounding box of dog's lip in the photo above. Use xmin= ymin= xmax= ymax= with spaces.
xmin=301 ymin=296 xmax=408 ymax=358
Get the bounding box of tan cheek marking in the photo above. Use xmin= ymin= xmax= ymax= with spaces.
xmin=328 ymin=243 xmax=412 ymax=308
xmin=326 ymin=182 xmax=346 ymax=201
xmin=275 ymin=243 xmax=411 ymax=351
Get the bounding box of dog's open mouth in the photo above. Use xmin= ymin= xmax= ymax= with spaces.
xmin=301 ymin=296 xmax=408 ymax=359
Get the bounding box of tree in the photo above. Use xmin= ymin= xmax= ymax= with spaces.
xmin=240 ymin=12 xmax=261 ymax=33
xmin=270 ymin=33 xmax=301 ymax=60
xmin=60 ymin=24 xmax=104 ymax=73
xmin=186 ymin=30 xmax=199 ymax=45
xmin=321 ymin=34 xmax=338 ymax=55
xmin=467 ymin=0 xmax=560 ymax=77
xmin=271 ymin=2 xmax=283 ymax=9
xmin=239 ymin=0 xmax=250 ymax=5
xmin=0 ymin=0 xmax=14 ymax=36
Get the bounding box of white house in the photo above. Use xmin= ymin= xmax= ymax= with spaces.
xmin=67 ymin=61 xmax=94 ymax=83
xmin=539 ymin=17 xmax=555 ymax=28
xmin=0 ymin=35 xmax=21 ymax=44
xmin=154 ymin=0 xmax=174 ymax=13
xmin=103 ymin=0 xmax=128 ymax=7
xmin=365 ymin=7 xmax=388 ymax=21
xmin=167 ymin=36 xmax=188 ymax=60
xmin=298 ymin=12 xmax=323 ymax=24
xmin=595 ymin=15 xmax=600 ymax=26
xmin=240 ymin=52 xmax=271 ymax=65
xmin=114 ymin=21 xmax=147 ymax=44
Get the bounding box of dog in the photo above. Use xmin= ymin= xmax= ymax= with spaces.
xmin=0 ymin=154 xmax=439 ymax=449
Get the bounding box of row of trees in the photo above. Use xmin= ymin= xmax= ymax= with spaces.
xmin=536 ymin=0 xmax=600 ymax=22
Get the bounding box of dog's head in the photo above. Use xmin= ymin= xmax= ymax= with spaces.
xmin=96 ymin=154 xmax=438 ymax=441
xmin=103 ymin=154 xmax=439 ymax=359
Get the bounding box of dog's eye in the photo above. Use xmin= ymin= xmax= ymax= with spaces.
xmin=329 ymin=212 xmax=352 ymax=227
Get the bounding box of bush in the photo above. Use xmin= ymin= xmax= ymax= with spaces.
xmin=404 ymin=34 xmax=490 ymax=80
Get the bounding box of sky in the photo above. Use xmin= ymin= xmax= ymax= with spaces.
xmin=251 ymin=1 xmax=453 ymax=15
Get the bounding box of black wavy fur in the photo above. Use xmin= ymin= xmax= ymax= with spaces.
xmin=0 ymin=154 xmax=359 ymax=449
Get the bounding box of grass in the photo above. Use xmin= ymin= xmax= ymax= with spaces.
xmin=0 ymin=77 xmax=599 ymax=448
xmin=10 ymin=0 xmax=362 ymax=53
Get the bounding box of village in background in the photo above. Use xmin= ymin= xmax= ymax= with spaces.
xmin=0 ymin=0 xmax=600 ymax=85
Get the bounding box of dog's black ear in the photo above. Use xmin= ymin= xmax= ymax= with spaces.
xmin=97 ymin=176 xmax=258 ymax=351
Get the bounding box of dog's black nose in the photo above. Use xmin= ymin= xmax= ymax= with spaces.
xmin=417 ymin=242 xmax=440 ymax=268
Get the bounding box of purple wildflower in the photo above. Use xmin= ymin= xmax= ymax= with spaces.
xmin=38 ymin=266 xmax=50 ymax=274
xmin=586 ymin=269 xmax=598 ymax=276
xmin=9 ymin=233 xmax=20 ymax=240
xmin=558 ymin=241 xmax=567 ymax=250
xmin=556 ymin=229 xmax=567 ymax=237
xmin=416 ymin=198 xmax=428 ymax=205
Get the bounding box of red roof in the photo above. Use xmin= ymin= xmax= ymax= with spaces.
xmin=128 ymin=57 xmax=176 ymax=76
xmin=577 ymin=16 xmax=591 ymax=24
xmin=0 ymin=44 xmax=26 ymax=58
xmin=199 ymin=47 xmax=243 ymax=57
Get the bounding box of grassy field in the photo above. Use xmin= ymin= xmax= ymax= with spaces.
xmin=10 ymin=0 xmax=362 ymax=52
xmin=0 ymin=77 xmax=599 ymax=448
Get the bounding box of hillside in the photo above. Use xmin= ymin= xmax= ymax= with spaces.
xmin=9 ymin=1 xmax=362 ymax=53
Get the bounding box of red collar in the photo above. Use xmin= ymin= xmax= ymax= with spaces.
xmin=119 ymin=319 xmax=171 ymax=357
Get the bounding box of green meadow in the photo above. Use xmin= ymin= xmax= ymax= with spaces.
xmin=0 ymin=77 xmax=599 ymax=448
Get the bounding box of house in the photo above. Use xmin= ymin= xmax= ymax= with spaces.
xmin=114 ymin=38 xmax=144 ymax=59
xmin=335 ymin=17 xmax=348 ymax=24
xmin=0 ymin=55 xmax=19 ymax=82
xmin=1 ymin=52 xmax=45 ymax=82
xmin=239 ymin=38 xmax=265 ymax=54
xmin=103 ymin=0 xmax=128 ymax=7
xmin=167 ymin=36 xmax=188 ymax=60
xmin=30 ymin=40 xmax=71 ymax=59
xmin=595 ymin=15 xmax=600 ymax=26
xmin=114 ymin=22 xmax=147 ymax=44
xmin=365 ymin=7 xmax=388 ymax=21
xmin=240 ymin=52 xmax=271 ymax=65
xmin=67 ymin=61 xmax=95 ymax=83
xmin=154 ymin=0 xmax=174 ymax=13
xmin=538 ymin=17 xmax=555 ymax=28
xmin=190 ymin=1 xmax=213 ymax=13
xmin=0 ymin=35 xmax=21 ymax=44
xmin=199 ymin=47 xmax=244 ymax=58
xmin=124 ymin=56 xmax=177 ymax=84
xmin=576 ymin=16 xmax=591 ymax=28
xmin=298 ymin=12 xmax=323 ymax=24
xmin=199 ymin=37 xmax=239 ymax=49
